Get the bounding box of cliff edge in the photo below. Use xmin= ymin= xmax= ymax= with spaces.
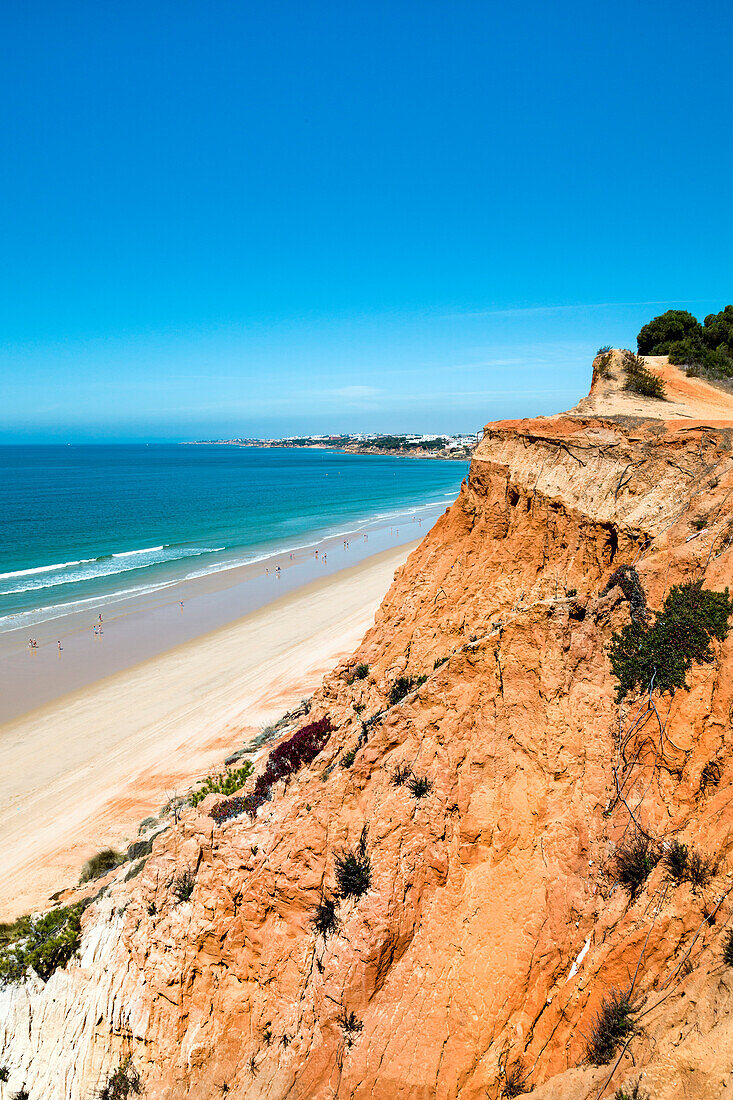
xmin=3 ymin=353 xmax=733 ymax=1099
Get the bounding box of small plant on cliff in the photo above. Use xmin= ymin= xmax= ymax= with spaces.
xmin=210 ymin=795 xmax=248 ymax=825
xmin=433 ymin=655 xmax=448 ymax=669
xmin=346 ymin=662 xmax=369 ymax=684
xmin=0 ymin=1067 xmax=9 ymax=1083
xmin=0 ymin=903 xmax=83 ymax=984
xmin=312 ymin=895 xmax=339 ymax=937
xmin=407 ymin=775 xmax=432 ymax=799
xmin=337 ymin=1009 xmax=363 ymax=1047
xmin=11 ymin=1089 xmax=29 ymax=1100
xmin=391 ymin=763 xmax=412 ymax=786
xmin=80 ymin=847 xmax=124 ymax=883
xmin=622 ymin=352 xmax=666 ymax=399
xmin=602 ymin=565 xmax=649 ymax=623
xmin=662 ymin=839 xmax=717 ymax=890
xmin=387 ymin=675 xmax=427 ymax=707
xmin=190 ymin=761 xmax=254 ymax=807
xmin=172 ymin=868 xmax=196 ymax=903
xmin=98 ymin=1058 xmax=142 ymax=1099
xmin=614 ymin=832 xmax=661 ymax=898
xmin=663 ymin=840 xmax=690 ymax=884
xmin=341 ymin=746 xmax=358 ymax=768
xmin=584 ymin=990 xmax=636 ymax=1065
xmin=502 ymin=1060 xmax=530 ymax=1097
xmin=335 ymin=827 xmax=371 ymax=900
xmin=608 ymin=580 xmax=733 ymax=701
xmin=614 ymin=1081 xmax=647 ymax=1100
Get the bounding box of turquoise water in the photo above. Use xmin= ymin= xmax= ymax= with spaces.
xmin=0 ymin=445 xmax=466 ymax=631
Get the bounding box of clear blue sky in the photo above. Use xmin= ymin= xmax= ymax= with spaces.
xmin=1 ymin=1 xmax=731 ymax=441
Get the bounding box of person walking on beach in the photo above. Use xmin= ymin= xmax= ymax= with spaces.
xmin=57 ymin=640 xmax=63 ymax=652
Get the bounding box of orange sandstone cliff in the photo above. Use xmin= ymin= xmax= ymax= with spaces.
xmin=3 ymin=351 xmax=733 ymax=1098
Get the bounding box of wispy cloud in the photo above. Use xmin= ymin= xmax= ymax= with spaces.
xmin=445 ymin=300 xmax=709 ymax=320
xmin=329 ymin=385 xmax=381 ymax=399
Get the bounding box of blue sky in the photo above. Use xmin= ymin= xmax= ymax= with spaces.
xmin=1 ymin=1 xmax=731 ymax=441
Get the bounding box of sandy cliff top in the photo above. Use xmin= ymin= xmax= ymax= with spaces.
xmin=570 ymin=348 xmax=733 ymax=424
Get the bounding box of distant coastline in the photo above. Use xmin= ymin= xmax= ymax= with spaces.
xmin=184 ymin=432 xmax=477 ymax=460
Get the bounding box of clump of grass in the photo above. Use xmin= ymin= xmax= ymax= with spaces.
xmin=502 ymin=1060 xmax=529 ymax=1097
xmin=335 ymin=828 xmax=371 ymax=900
xmin=0 ymin=903 xmax=83 ymax=984
xmin=614 ymin=832 xmax=661 ymax=898
xmin=584 ymin=990 xmax=636 ymax=1065
xmin=608 ymin=580 xmax=733 ymax=700
xmin=312 ymin=895 xmax=339 ymax=937
xmin=407 ymin=775 xmax=432 ymax=799
xmin=12 ymin=1088 xmax=29 ymax=1100
xmin=691 ymin=515 xmax=708 ymax=531
xmin=391 ymin=763 xmax=412 ymax=786
xmin=687 ymin=849 xmax=718 ymax=890
xmin=346 ymin=662 xmax=369 ymax=684
xmin=172 ymin=868 xmax=196 ymax=903
xmin=433 ymin=655 xmax=448 ymax=670
xmin=663 ymin=840 xmax=689 ymax=884
xmin=0 ymin=1067 xmax=8 ymax=1083
xmin=98 ymin=1057 xmax=142 ymax=1098
xmin=190 ymin=762 xmax=254 ymax=807
xmin=80 ymin=848 xmax=124 ymax=884
xmin=387 ymin=675 xmax=427 ymax=706
xmin=663 ymin=839 xmax=717 ymax=890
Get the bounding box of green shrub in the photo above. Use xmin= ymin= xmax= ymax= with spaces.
xmin=0 ymin=904 xmax=83 ymax=984
xmin=433 ymin=655 xmax=448 ymax=669
xmin=584 ymin=990 xmax=636 ymax=1064
xmin=98 ymin=1058 xmax=142 ymax=1098
xmin=622 ymin=353 xmax=666 ymax=399
xmin=691 ymin=515 xmax=708 ymax=531
xmin=387 ymin=675 xmax=427 ymax=706
xmin=335 ymin=829 xmax=371 ymax=900
xmin=637 ymin=305 xmax=733 ymax=379
xmin=341 ymin=746 xmax=357 ymax=769
xmin=190 ymin=762 xmax=254 ymax=807
xmin=79 ymin=848 xmax=124 ymax=884
xmin=347 ymin=663 xmax=369 ymax=684
xmin=172 ymin=868 xmax=196 ymax=903
xmin=637 ymin=310 xmax=703 ymax=354
xmin=608 ymin=581 xmax=733 ymax=700
xmin=614 ymin=832 xmax=661 ymax=898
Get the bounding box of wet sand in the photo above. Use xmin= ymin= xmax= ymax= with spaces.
xmin=0 ymin=542 xmax=416 ymax=920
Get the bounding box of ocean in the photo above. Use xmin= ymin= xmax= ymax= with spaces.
xmin=0 ymin=444 xmax=467 ymax=632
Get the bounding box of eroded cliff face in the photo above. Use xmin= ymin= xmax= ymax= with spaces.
xmin=4 ymin=352 xmax=733 ymax=1099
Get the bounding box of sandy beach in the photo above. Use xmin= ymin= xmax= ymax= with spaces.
xmin=0 ymin=542 xmax=416 ymax=920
